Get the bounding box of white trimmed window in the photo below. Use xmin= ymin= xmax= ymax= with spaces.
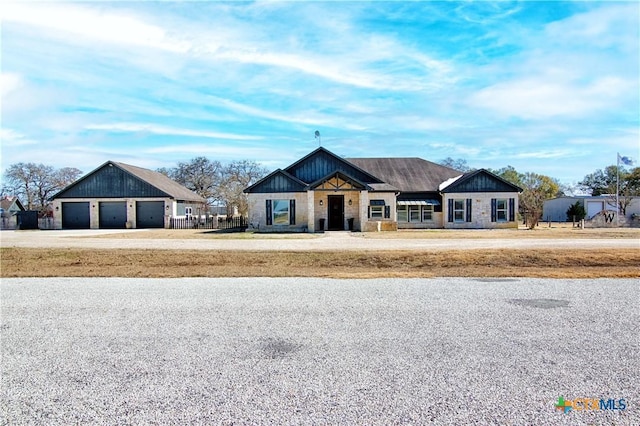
xmin=369 ymin=200 xmax=385 ymax=219
xmin=454 ymin=199 xmax=465 ymax=222
xmin=496 ymin=199 xmax=508 ymax=222
xmin=397 ymin=205 xmax=408 ymax=222
xmin=409 ymin=205 xmax=420 ymax=222
xmin=370 ymin=205 xmax=383 ymax=218
xmin=422 ymin=205 xmax=434 ymax=221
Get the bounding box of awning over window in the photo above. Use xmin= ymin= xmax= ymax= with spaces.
xmin=397 ymin=200 xmax=440 ymax=206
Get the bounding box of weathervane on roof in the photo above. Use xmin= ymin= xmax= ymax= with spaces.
xmin=315 ymin=130 xmax=321 ymax=147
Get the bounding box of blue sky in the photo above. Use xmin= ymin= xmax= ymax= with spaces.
xmin=2 ymin=1 xmax=638 ymax=186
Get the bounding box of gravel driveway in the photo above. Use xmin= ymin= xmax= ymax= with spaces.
xmin=2 ymin=229 xmax=639 ymax=251
xmin=2 ymin=277 xmax=638 ymax=425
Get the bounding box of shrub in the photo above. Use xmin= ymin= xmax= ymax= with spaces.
xmin=566 ymin=201 xmax=586 ymax=222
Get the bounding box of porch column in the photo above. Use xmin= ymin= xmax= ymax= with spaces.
xmin=360 ymin=190 xmax=369 ymax=231
xmin=307 ymin=191 xmax=315 ymax=233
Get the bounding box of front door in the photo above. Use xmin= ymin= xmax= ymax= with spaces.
xmin=328 ymin=195 xmax=344 ymax=230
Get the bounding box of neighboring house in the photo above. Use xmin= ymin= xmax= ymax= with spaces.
xmin=50 ymin=161 xmax=207 ymax=229
xmin=244 ymin=147 xmax=521 ymax=232
xmin=543 ymin=196 xmax=640 ymax=222
xmin=0 ymin=196 xmax=26 ymax=230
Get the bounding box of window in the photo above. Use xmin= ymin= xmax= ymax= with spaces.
xmin=409 ymin=205 xmax=420 ymax=222
xmin=491 ymin=198 xmax=514 ymax=222
xmin=397 ymin=205 xmax=408 ymax=222
xmin=448 ymin=198 xmax=472 ymax=223
xmin=454 ymin=199 xmax=465 ymax=222
xmin=496 ymin=199 xmax=508 ymax=222
xmin=369 ymin=200 xmax=385 ymax=219
xmin=266 ymin=199 xmax=295 ymax=226
xmin=272 ymin=199 xmax=290 ymax=225
xmin=370 ymin=206 xmax=383 ymax=218
xmin=422 ymin=205 xmax=433 ymax=221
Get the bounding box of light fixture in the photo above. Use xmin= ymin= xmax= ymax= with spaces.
xmin=319 ymin=200 xmax=324 ymax=206
xmin=348 ymin=199 xmax=352 ymax=206
xmin=55 ymin=206 xmax=59 ymax=211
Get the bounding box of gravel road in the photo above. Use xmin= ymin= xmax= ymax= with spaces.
xmin=1 ymin=277 xmax=638 ymax=425
xmin=1 ymin=229 xmax=639 ymax=251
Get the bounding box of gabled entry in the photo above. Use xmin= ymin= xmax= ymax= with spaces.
xmin=327 ymin=195 xmax=344 ymax=230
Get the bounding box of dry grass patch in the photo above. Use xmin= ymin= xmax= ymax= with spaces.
xmin=2 ymin=248 xmax=639 ymax=278
xmin=364 ymin=227 xmax=640 ymax=239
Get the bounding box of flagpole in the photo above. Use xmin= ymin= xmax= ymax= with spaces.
xmin=616 ymin=152 xmax=620 ymax=223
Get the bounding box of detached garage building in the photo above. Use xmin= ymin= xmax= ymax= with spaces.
xmin=51 ymin=161 xmax=206 ymax=229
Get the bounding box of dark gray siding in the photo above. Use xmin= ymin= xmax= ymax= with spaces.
xmin=62 ymin=202 xmax=90 ymax=229
xmin=56 ymin=165 xmax=169 ymax=198
xmin=99 ymin=201 xmax=127 ymax=229
xmin=249 ymin=172 xmax=306 ymax=193
xmin=442 ymin=170 xmax=521 ymax=193
xmin=286 ymin=150 xmax=380 ymax=184
xmin=136 ymin=201 xmax=164 ymax=228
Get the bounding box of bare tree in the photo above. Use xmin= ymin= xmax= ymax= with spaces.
xmin=158 ymin=158 xmax=267 ymax=215
xmin=3 ymin=163 xmax=82 ymax=212
xmin=219 ymin=160 xmax=269 ymax=216
xmin=519 ymin=172 xmax=561 ymax=229
xmin=160 ymin=157 xmax=224 ymax=206
xmin=439 ymin=157 xmax=471 ymax=172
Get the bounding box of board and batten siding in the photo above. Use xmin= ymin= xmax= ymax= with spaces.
xmin=55 ymin=165 xmax=170 ymax=199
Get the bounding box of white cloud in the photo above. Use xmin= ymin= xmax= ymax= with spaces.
xmin=85 ymin=123 xmax=263 ymax=141
xmin=2 ymin=3 xmax=189 ymax=53
xmin=144 ymin=144 xmax=274 ymax=158
xmin=468 ymin=76 xmax=634 ymax=120
xmin=545 ymin=3 xmax=639 ymax=50
xmin=0 ymin=128 xmax=37 ymax=147
xmin=512 ymin=149 xmax=575 ymax=160
xmin=0 ymin=73 xmax=24 ymax=96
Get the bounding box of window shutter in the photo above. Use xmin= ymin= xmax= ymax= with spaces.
xmin=289 ymin=199 xmax=296 ymax=225
xmin=509 ymin=198 xmax=515 ymax=222
xmin=266 ymin=200 xmax=272 ymax=226
xmin=447 ymin=199 xmax=453 ymax=222
xmin=384 ymin=205 xmax=390 ymax=219
xmin=491 ymin=199 xmax=497 ymax=222
xmin=466 ymin=199 xmax=472 ymax=222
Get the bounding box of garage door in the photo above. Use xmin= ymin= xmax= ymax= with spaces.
xmin=99 ymin=201 xmax=127 ymax=229
xmin=62 ymin=202 xmax=90 ymax=229
xmin=586 ymin=201 xmax=604 ymax=219
xmin=136 ymin=201 xmax=164 ymax=228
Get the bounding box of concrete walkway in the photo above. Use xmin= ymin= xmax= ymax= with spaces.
xmin=1 ymin=229 xmax=638 ymax=251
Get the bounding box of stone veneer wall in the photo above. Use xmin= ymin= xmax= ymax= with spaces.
xmin=442 ymin=192 xmax=519 ymax=229
xmin=361 ymin=192 xmax=397 ymax=232
xmin=246 ymin=192 xmax=309 ymax=232
xmin=585 ymin=210 xmax=640 ymax=228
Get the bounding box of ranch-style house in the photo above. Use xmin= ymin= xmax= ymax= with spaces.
xmin=244 ymin=147 xmax=522 ymax=232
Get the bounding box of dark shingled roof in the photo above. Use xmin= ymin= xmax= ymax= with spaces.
xmin=113 ymin=162 xmax=206 ymax=202
xmin=346 ymin=158 xmax=462 ymax=192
